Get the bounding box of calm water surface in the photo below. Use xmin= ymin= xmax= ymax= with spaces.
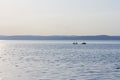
xmin=0 ymin=40 xmax=120 ymax=80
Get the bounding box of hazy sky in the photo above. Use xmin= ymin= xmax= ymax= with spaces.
xmin=0 ymin=0 xmax=120 ymax=35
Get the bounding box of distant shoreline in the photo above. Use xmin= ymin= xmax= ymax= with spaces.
xmin=0 ymin=35 xmax=120 ymax=40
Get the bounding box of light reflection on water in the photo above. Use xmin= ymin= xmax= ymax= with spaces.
xmin=0 ymin=40 xmax=120 ymax=80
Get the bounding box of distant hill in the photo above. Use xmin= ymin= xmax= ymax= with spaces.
xmin=0 ymin=35 xmax=120 ymax=40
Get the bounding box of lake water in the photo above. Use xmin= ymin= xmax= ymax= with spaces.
xmin=0 ymin=40 xmax=120 ymax=80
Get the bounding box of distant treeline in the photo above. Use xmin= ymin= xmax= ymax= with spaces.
xmin=0 ymin=35 xmax=120 ymax=40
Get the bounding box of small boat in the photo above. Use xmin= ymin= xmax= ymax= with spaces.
xmin=81 ymin=42 xmax=86 ymax=45
xmin=73 ymin=42 xmax=78 ymax=45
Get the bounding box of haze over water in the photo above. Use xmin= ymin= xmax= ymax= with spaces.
xmin=0 ymin=40 xmax=120 ymax=80
xmin=0 ymin=0 xmax=120 ymax=80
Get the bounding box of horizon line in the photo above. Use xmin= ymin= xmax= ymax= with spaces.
xmin=0 ymin=35 xmax=120 ymax=36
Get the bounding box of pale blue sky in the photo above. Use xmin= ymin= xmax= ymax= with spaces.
xmin=0 ymin=0 xmax=120 ymax=35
